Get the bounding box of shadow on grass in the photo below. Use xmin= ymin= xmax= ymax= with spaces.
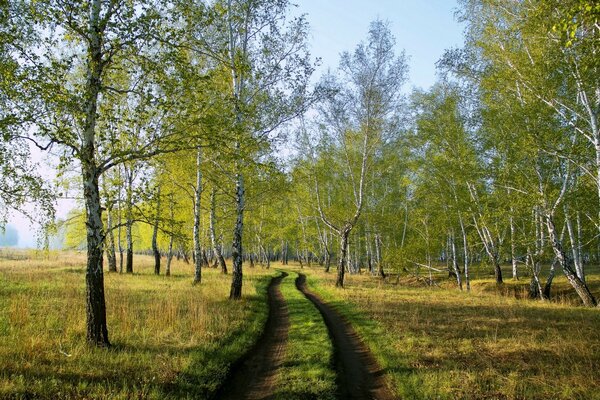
xmin=0 ymin=276 xmax=272 ymax=400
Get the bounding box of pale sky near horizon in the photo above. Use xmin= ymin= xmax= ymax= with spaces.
xmin=6 ymin=0 xmax=466 ymax=248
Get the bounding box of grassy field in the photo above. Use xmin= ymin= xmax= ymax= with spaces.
xmin=305 ymin=265 xmax=600 ymax=399
xmin=0 ymin=250 xmax=273 ymax=399
xmin=2 ymin=249 xmax=600 ymax=399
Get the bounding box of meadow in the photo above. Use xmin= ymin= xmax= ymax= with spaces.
xmin=1 ymin=250 xmax=600 ymax=399
xmin=0 ymin=250 xmax=273 ymax=399
xmin=308 ymin=266 xmax=600 ymax=399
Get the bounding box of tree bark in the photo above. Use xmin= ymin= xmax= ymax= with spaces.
xmin=193 ymin=147 xmax=203 ymax=285
xmin=576 ymin=211 xmax=584 ymax=282
xmin=450 ymin=230 xmax=462 ymax=290
xmin=565 ymin=207 xmax=585 ymax=282
xmin=83 ymin=161 xmax=109 ymax=346
xmin=510 ymin=213 xmax=518 ymax=280
xmin=166 ymin=233 xmax=173 ymax=277
xmin=117 ymin=179 xmax=123 ymax=274
xmin=458 ymin=213 xmax=470 ymax=291
xmin=375 ymin=233 xmax=385 ymax=278
xmin=105 ymin=201 xmax=117 ymax=272
xmin=152 ymin=185 xmax=161 ymax=275
xmin=82 ymin=0 xmax=109 ymax=346
xmin=125 ymin=166 xmax=134 ymax=274
xmin=324 ymin=247 xmax=331 ymax=273
xmin=336 ymin=227 xmax=350 ymax=287
xmin=230 ymin=170 xmax=244 ymax=299
xmin=209 ymin=187 xmax=227 ymax=274
xmin=543 ymin=258 xmax=557 ymax=299
xmin=545 ymin=212 xmax=597 ymax=306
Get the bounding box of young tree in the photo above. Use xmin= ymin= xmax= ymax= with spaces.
xmin=312 ymin=20 xmax=408 ymax=287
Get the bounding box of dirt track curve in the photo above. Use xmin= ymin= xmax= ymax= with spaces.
xmin=216 ymin=271 xmax=289 ymax=400
xmin=296 ymin=273 xmax=395 ymax=400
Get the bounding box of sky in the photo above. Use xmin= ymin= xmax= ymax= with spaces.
xmin=295 ymin=0 xmax=465 ymax=90
xmin=7 ymin=0 xmax=466 ymax=248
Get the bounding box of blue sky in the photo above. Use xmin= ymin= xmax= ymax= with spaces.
xmin=296 ymin=0 xmax=465 ymax=90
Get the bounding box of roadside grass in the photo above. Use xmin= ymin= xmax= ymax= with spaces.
xmin=0 ymin=250 xmax=273 ymax=399
xmin=274 ymin=269 xmax=336 ymax=400
xmin=303 ymin=264 xmax=600 ymax=400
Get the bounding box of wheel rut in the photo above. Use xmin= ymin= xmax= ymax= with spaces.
xmin=217 ymin=271 xmax=289 ymax=400
xmin=296 ymin=273 xmax=395 ymax=400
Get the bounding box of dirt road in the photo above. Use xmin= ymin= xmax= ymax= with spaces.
xmin=296 ymin=273 xmax=395 ymax=400
xmin=216 ymin=272 xmax=290 ymax=400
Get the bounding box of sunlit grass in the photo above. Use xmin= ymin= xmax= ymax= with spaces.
xmin=0 ymin=250 xmax=273 ymax=399
xmin=274 ymin=268 xmax=336 ymax=400
xmin=302 ymin=263 xmax=600 ymax=400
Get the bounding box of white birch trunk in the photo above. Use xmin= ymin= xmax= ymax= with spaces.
xmin=82 ymin=0 xmax=109 ymax=346
xmin=193 ymin=147 xmax=202 ymax=284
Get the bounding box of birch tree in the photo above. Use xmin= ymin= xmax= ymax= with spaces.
xmin=186 ymin=0 xmax=315 ymax=298
xmin=7 ymin=0 xmax=192 ymax=346
xmin=313 ymin=20 xmax=407 ymax=287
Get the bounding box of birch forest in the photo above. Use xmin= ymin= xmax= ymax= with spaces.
xmin=1 ymin=0 xmax=599 ymax=399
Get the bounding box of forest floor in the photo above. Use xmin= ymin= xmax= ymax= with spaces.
xmin=1 ymin=250 xmax=600 ymax=399
xmin=0 ymin=250 xmax=273 ymax=399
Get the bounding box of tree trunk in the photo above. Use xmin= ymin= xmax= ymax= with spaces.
xmin=545 ymin=212 xmax=597 ymax=306
xmin=193 ymin=147 xmax=203 ymax=285
xmin=230 ymin=170 xmax=244 ymax=299
xmin=459 ymin=213 xmax=470 ymax=291
xmin=82 ymin=0 xmax=109 ymax=346
xmin=527 ymin=249 xmax=544 ymax=300
xmin=265 ymin=247 xmax=271 ymax=269
xmin=118 ymin=210 xmax=123 ymax=273
xmin=166 ymin=234 xmax=173 ymax=277
xmin=105 ymin=202 xmax=117 ymax=272
xmin=543 ymin=258 xmax=557 ymax=299
xmin=125 ymin=167 xmax=134 ymax=274
xmin=493 ymin=255 xmax=502 ymax=284
xmin=126 ymin=224 xmax=133 ymax=273
xmin=117 ymin=175 xmax=124 ymax=274
xmin=471 ymin=214 xmax=503 ymax=284
xmin=281 ymin=240 xmax=288 ymax=265
xmin=565 ymin=207 xmax=584 ymax=282
xmin=375 ymin=233 xmax=385 ymax=278
xmin=209 ymin=188 xmax=227 ymax=274
xmin=365 ymin=232 xmax=373 ymax=274
xmin=510 ymin=213 xmax=518 ymax=280
xmin=83 ymin=161 xmax=110 ymax=346
xmin=576 ymin=211 xmax=584 ymax=282
xmin=336 ymin=227 xmax=350 ymax=287
xmin=450 ymin=230 xmax=462 ymax=290
xmin=152 ymin=186 xmax=161 ymax=275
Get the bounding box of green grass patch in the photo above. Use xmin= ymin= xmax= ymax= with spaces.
xmin=274 ymin=269 xmax=336 ymax=400
xmin=0 ymin=251 xmax=273 ymax=399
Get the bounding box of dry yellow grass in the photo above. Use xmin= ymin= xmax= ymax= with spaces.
xmin=0 ymin=250 xmax=273 ymax=399
xmin=302 ymin=265 xmax=600 ymax=400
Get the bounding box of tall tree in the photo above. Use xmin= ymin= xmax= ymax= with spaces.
xmin=7 ymin=0 xmax=192 ymax=346
xmin=312 ymin=20 xmax=408 ymax=287
xmin=188 ymin=0 xmax=316 ymax=299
